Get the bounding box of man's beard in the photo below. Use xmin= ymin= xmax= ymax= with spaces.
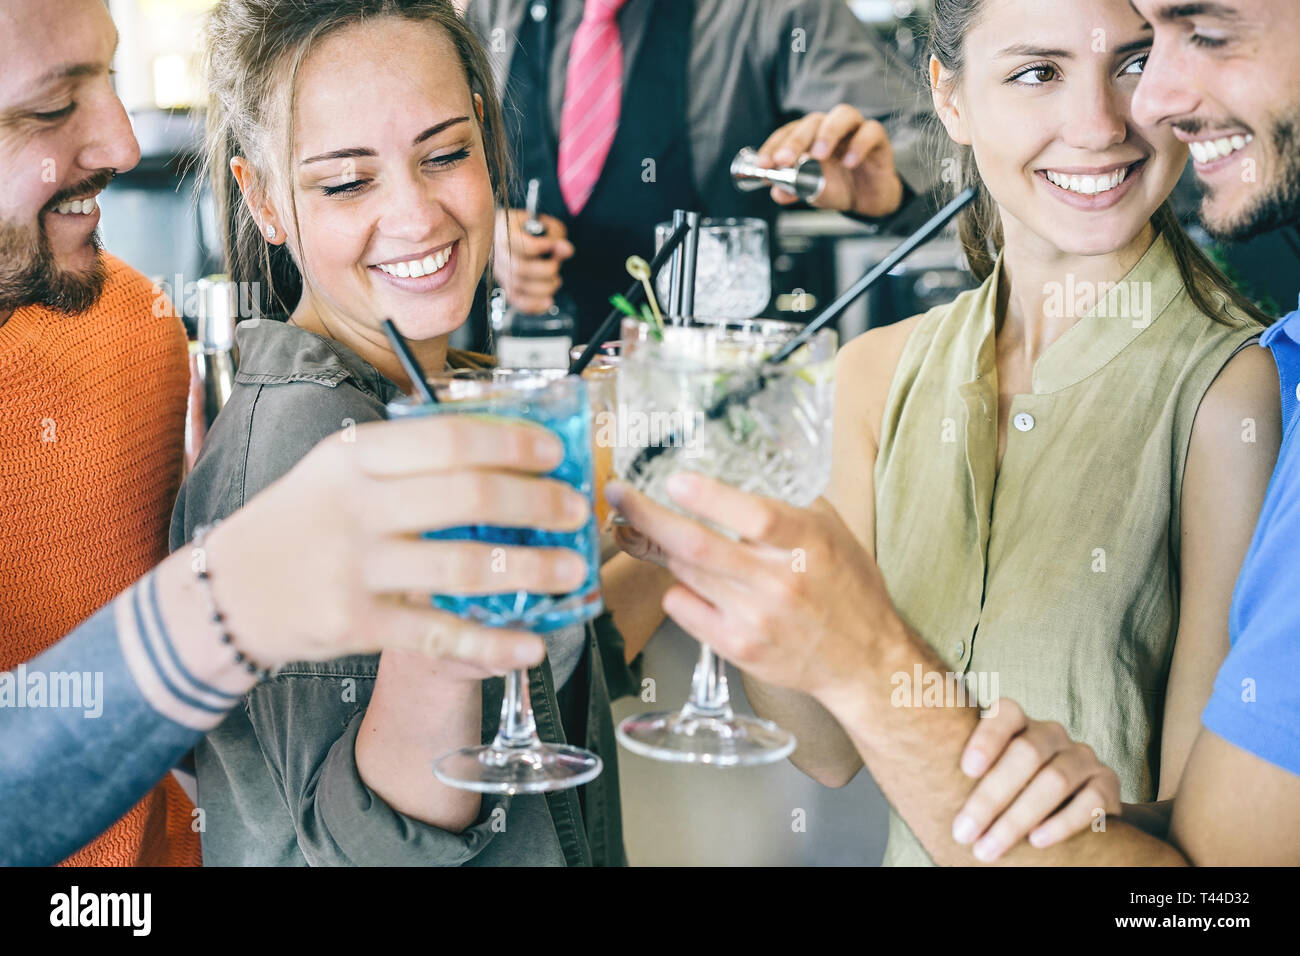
xmin=0 ymin=173 xmax=115 ymax=316
xmin=1200 ymin=113 xmax=1300 ymax=244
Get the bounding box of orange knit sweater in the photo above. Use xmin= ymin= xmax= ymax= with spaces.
xmin=0 ymin=253 xmax=201 ymax=867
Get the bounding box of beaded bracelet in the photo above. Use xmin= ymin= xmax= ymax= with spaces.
xmin=192 ymin=522 xmax=277 ymax=682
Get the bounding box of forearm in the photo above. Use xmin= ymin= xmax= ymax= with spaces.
xmin=601 ymin=552 xmax=672 ymax=663
xmin=354 ymin=650 xmax=482 ymax=832
xmin=742 ymin=675 xmax=863 ymax=787
xmin=0 ymin=553 xmax=252 ymax=865
xmin=297 ymin=708 xmax=506 ymax=866
xmin=817 ymin=621 xmax=1189 ymax=866
xmin=151 ymin=532 xmax=266 ymax=701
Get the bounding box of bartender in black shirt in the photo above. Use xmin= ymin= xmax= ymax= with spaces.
xmin=464 ymin=0 xmax=936 ymax=341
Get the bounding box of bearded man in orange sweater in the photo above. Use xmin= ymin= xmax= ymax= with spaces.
xmin=0 ymin=0 xmax=199 ymax=865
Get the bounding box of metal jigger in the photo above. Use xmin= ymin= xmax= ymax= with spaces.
xmin=730 ymin=146 xmax=826 ymax=202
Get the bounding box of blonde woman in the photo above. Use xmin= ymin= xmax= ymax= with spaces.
xmin=173 ymin=0 xmax=670 ymax=866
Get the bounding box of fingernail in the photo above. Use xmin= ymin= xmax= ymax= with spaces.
xmin=812 ymin=140 xmax=829 ymax=159
xmin=1028 ymin=828 xmax=1049 ymax=848
xmin=535 ymin=434 xmax=561 ymax=464
xmin=565 ymin=492 xmax=588 ymax=522
xmin=775 ymin=148 xmax=795 ymax=165
xmin=961 ymin=750 xmax=988 ymax=777
xmin=972 ymin=837 xmax=1000 ymax=862
xmin=952 ymin=815 xmax=977 ymax=845
xmin=604 ymin=480 xmax=626 ymax=507
xmin=515 ymin=640 xmax=542 ymax=665
xmin=843 ymin=151 xmax=860 ymax=168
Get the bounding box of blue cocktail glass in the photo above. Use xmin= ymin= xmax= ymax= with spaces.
xmin=387 ymin=369 xmax=603 ymax=793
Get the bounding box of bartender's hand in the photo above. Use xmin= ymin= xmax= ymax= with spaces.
xmin=951 ymin=698 xmax=1123 ymax=861
xmin=494 ymin=208 xmax=575 ymax=314
xmin=757 ymin=105 xmax=905 ymax=219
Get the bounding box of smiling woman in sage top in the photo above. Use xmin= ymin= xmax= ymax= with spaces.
xmin=737 ymin=0 xmax=1284 ymax=866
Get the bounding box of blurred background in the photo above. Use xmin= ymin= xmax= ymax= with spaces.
xmin=107 ymin=0 xmax=1299 ymax=865
xmin=102 ymin=0 xmax=1299 ymax=342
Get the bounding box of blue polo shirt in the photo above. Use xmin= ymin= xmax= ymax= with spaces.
xmin=1201 ymin=305 xmax=1300 ymax=777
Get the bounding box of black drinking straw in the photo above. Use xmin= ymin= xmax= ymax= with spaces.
xmin=569 ymin=219 xmax=693 ymax=376
xmin=627 ymin=187 xmax=979 ymax=478
xmin=382 ymin=318 xmax=438 ymax=405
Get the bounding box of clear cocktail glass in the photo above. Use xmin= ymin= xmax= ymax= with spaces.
xmin=654 ymin=217 xmax=771 ymax=320
xmin=612 ymin=316 xmax=837 ymax=765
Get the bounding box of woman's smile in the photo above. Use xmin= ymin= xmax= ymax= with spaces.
xmin=1033 ymin=157 xmax=1147 ymax=211
xmin=368 ymin=238 xmax=460 ymax=293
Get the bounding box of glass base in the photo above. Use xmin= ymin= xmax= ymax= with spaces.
xmin=434 ymin=743 xmax=603 ymax=794
xmin=616 ymin=710 xmax=796 ymax=766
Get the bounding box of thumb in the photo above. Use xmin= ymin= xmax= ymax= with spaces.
xmin=614 ymin=524 xmax=653 ymax=560
xmin=539 ymin=213 xmax=569 ymax=238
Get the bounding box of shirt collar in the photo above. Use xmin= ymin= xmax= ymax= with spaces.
xmin=962 ymin=233 xmax=1197 ymax=394
xmin=1262 ymin=299 xmax=1300 ymax=348
xmin=1027 ymin=232 xmax=1186 ymax=394
xmin=233 ymin=317 xmax=401 ymax=403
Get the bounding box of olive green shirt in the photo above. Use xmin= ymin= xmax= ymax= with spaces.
xmin=170 ymin=318 xmax=638 ymax=866
xmin=871 ymin=235 xmax=1262 ymax=866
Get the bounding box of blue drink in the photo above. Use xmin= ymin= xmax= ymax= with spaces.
xmin=387 ymin=371 xmax=603 ymax=632
xmin=385 ymin=369 xmax=604 ymax=794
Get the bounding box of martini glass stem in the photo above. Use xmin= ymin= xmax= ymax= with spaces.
xmin=681 ymin=645 xmax=734 ymax=720
xmin=493 ymin=668 xmax=540 ymax=750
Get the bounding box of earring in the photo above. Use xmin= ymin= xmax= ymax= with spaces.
xmin=265 ymin=223 xmax=277 ymax=241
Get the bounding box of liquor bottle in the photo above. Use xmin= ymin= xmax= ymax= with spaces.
xmin=491 ymin=179 xmax=577 ymax=369
xmin=184 ymin=276 xmax=238 ymax=471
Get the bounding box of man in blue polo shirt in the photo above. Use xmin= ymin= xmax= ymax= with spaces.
xmin=949 ymin=0 xmax=1300 ymax=862
xmin=1201 ymin=315 xmax=1300 ymax=778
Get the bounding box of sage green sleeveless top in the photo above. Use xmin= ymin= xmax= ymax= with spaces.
xmin=872 ymin=235 xmax=1261 ymax=866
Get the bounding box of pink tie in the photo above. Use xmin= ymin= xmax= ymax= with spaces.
xmin=556 ymin=0 xmax=629 ymax=217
